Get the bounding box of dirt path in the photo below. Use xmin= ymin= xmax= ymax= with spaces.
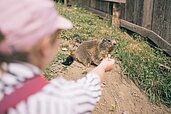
xmin=52 ymin=61 xmax=170 ymax=114
xmin=49 ymin=40 xmax=171 ymax=114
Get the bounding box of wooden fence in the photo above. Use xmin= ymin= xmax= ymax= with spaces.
xmin=66 ymin=0 xmax=171 ymax=56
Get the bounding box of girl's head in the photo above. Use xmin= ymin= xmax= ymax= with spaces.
xmin=0 ymin=0 xmax=73 ymax=69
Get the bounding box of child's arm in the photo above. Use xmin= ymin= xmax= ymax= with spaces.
xmin=90 ymin=58 xmax=115 ymax=81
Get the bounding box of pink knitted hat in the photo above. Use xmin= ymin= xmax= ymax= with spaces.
xmin=0 ymin=0 xmax=73 ymax=54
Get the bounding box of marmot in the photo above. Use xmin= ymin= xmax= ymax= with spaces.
xmin=62 ymin=38 xmax=116 ymax=67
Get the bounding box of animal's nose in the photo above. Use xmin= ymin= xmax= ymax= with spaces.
xmin=112 ymin=40 xmax=117 ymax=45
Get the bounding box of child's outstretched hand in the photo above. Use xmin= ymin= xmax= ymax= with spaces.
xmin=91 ymin=58 xmax=115 ymax=80
xmin=99 ymin=58 xmax=115 ymax=72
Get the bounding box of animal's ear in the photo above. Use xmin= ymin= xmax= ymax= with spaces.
xmin=102 ymin=38 xmax=107 ymax=41
xmin=102 ymin=38 xmax=111 ymax=42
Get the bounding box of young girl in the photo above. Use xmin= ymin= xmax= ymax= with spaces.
xmin=0 ymin=0 xmax=115 ymax=114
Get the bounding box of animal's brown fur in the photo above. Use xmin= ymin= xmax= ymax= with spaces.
xmin=71 ymin=38 xmax=116 ymax=66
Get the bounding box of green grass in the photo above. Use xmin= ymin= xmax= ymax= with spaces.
xmin=114 ymin=33 xmax=171 ymax=107
xmin=46 ymin=3 xmax=171 ymax=107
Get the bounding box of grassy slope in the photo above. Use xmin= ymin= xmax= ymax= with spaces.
xmin=46 ymin=3 xmax=171 ymax=107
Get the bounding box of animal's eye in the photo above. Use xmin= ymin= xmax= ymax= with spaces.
xmin=107 ymin=39 xmax=111 ymax=42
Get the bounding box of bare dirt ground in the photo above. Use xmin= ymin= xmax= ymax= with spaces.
xmin=51 ymin=39 xmax=171 ymax=114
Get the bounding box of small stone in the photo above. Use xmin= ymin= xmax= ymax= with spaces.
xmin=122 ymin=111 xmax=129 ymax=114
xmin=62 ymin=47 xmax=68 ymax=51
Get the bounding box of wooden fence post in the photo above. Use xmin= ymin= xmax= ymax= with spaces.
xmin=142 ymin=0 xmax=154 ymax=29
xmin=112 ymin=3 xmax=121 ymax=28
xmin=64 ymin=0 xmax=68 ymax=6
xmin=108 ymin=2 xmax=113 ymax=26
xmin=104 ymin=0 xmax=126 ymax=28
xmin=91 ymin=0 xmax=96 ymax=9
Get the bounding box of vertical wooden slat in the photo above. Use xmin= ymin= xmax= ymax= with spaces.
xmin=164 ymin=0 xmax=171 ymax=43
xmin=90 ymin=0 xmax=96 ymax=8
xmin=64 ymin=0 xmax=68 ymax=6
xmin=120 ymin=3 xmax=126 ymax=19
xmin=99 ymin=0 xmax=103 ymax=11
xmin=81 ymin=0 xmax=88 ymax=8
xmin=152 ymin=0 xmax=168 ymax=41
xmin=165 ymin=22 xmax=171 ymax=44
xmin=142 ymin=0 xmax=154 ymax=29
xmin=133 ymin=0 xmax=144 ymax=26
xmin=101 ymin=1 xmax=108 ymax=13
xmin=112 ymin=3 xmax=121 ymax=28
xmin=108 ymin=2 xmax=113 ymax=25
xmin=165 ymin=0 xmax=171 ymax=23
xmin=121 ymin=19 xmax=171 ymax=56
xmin=125 ymin=0 xmax=135 ymax=23
xmin=88 ymin=0 xmax=91 ymax=7
xmin=96 ymin=0 xmax=101 ymax=10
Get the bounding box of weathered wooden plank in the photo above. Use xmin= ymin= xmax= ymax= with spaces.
xmin=164 ymin=0 xmax=171 ymax=43
xmin=103 ymin=0 xmax=126 ymax=3
xmin=112 ymin=3 xmax=121 ymax=28
xmin=81 ymin=0 xmax=88 ymax=8
xmin=125 ymin=0 xmax=135 ymax=23
xmin=96 ymin=0 xmax=101 ymax=10
xmin=121 ymin=19 xmax=171 ymax=56
xmin=99 ymin=0 xmax=102 ymax=11
xmin=87 ymin=7 xmax=109 ymax=19
xmin=88 ymin=0 xmax=91 ymax=7
xmin=64 ymin=0 xmax=67 ymax=6
xmin=108 ymin=1 xmax=113 ymax=25
xmin=142 ymin=0 xmax=153 ymax=29
xmin=90 ymin=0 xmax=96 ymax=8
xmin=133 ymin=0 xmax=144 ymax=26
xmin=120 ymin=3 xmax=126 ymax=19
xmin=152 ymin=0 xmax=167 ymax=40
xmin=67 ymin=0 xmax=77 ymax=6
xmin=101 ymin=1 xmax=109 ymax=13
xmin=67 ymin=0 xmax=88 ymax=7
xmin=165 ymin=22 xmax=171 ymax=44
xmin=165 ymin=0 xmax=171 ymax=23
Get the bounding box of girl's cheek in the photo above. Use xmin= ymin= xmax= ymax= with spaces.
xmin=52 ymin=40 xmax=61 ymax=54
xmin=55 ymin=41 xmax=60 ymax=51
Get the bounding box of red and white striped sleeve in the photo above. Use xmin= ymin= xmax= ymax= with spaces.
xmin=8 ymin=73 xmax=101 ymax=114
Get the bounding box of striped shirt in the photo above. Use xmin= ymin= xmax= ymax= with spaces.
xmin=0 ymin=62 xmax=101 ymax=114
